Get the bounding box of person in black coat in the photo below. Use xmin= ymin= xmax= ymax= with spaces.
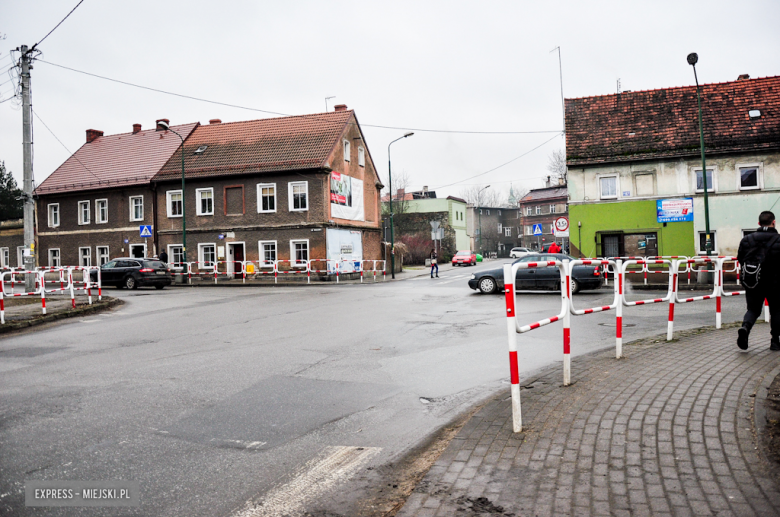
xmin=737 ymin=210 xmax=780 ymax=351
xmin=159 ymin=250 xmax=169 ymax=264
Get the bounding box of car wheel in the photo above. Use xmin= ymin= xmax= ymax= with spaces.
xmin=155 ymin=285 xmax=165 ymax=290
xmin=478 ymin=277 xmax=497 ymax=294
xmin=570 ymin=278 xmax=580 ymax=294
xmin=125 ymin=276 xmax=137 ymax=290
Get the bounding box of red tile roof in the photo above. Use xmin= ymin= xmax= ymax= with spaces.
xmin=35 ymin=122 xmax=199 ymax=195
xmin=565 ymin=76 xmax=780 ymax=166
xmin=519 ymin=186 xmax=568 ymax=203
xmin=152 ymin=110 xmax=354 ymax=182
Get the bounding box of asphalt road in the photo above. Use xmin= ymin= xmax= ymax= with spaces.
xmin=0 ymin=259 xmax=747 ymax=516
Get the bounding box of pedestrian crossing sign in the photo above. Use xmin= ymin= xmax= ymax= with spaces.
xmin=139 ymin=225 xmax=153 ymax=237
xmin=532 ymin=224 xmax=543 ymax=236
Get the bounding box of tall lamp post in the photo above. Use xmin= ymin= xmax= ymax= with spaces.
xmin=477 ymin=185 xmax=490 ymax=254
xmin=158 ymin=121 xmax=187 ymax=263
xmin=687 ymin=52 xmax=712 ymax=256
xmin=578 ymin=221 xmax=582 ymax=258
xmin=388 ymin=132 xmax=414 ymax=279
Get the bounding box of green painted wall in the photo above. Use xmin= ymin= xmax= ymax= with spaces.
xmin=570 ymin=199 xmax=695 ymax=258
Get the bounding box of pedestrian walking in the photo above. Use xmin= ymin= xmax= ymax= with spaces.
xmin=548 ymin=241 xmax=561 ymax=254
xmin=430 ymin=249 xmax=439 ymax=278
xmin=737 ymin=210 xmax=780 ymax=351
xmin=159 ymin=250 xmax=168 ymax=264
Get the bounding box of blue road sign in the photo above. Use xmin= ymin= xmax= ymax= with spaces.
xmin=532 ymin=224 xmax=543 ymax=236
xmin=139 ymin=225 xmax=153 ymax=238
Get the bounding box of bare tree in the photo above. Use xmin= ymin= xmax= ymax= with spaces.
xmin=382 ymin=170 xmax=411 ymax=216
xmin=546 ymin=149 xmax=567 ymax=184
xmin=458 ymin=184 xmax=505 ymax=207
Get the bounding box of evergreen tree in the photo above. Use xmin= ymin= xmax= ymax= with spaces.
xmin=0 ymin=162 xmax=24 ymax=221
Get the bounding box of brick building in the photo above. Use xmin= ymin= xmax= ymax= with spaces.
xmin=151 ymin=106 xmax=383 ymax=273
xmin=0 ymin=219 xmax=24 ymax=268
xmin=34 ymin=121 xmax=199 ymax=267
xmin=518 ymin=185 xmax=569 ymax=251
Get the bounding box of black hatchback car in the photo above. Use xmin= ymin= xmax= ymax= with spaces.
xmin=90 ymin=258 xmax=172 ymax=289
xmin=468 ymin=253 xmax=602 ymax=294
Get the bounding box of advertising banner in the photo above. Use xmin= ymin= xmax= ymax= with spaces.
xmin=656 ymin=198 xmax=694 ymax=223
xmin=326 ymin=228 xmax=363 ymax=274
xmin=330 ymin=172 xmax=364 ymax=221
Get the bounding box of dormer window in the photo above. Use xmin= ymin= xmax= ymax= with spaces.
xmin=749 ymin=109 xmax=761 ymax=119
xmin=194 ymin=145 xmax=208 ymax=155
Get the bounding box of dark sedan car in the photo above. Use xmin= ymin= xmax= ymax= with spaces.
xmin=468 ymin=253 xmax=602 ymax=294
xmin=90 ymin=258 xmax=172 ymax=289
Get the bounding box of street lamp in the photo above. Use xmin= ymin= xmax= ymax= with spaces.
xmin=687 ymin=52 xmax=712 ymax=256
xmin=477 ymin=185 xmax=490 ymax=254
xmin=157 ymin=121 xmax=187 ymax=263
xmin=388 ymin=132 xmax=414 ymax=279
xmin=578 ymin=221 xmax=582 ymax=258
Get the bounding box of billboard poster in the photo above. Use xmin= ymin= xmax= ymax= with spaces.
xmin=656 ymin=198 xmax=694 ymax=223
xmin=330 ymin=172 xmax=364 ymax=221
xmin=326 ymin=228 xmax=363 ymax=274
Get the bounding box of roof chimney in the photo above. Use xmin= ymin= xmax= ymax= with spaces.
xmin=209 ymin=119 xmax=222 ymax=124
xmin=546 ymin=175 xmax=551 ymax=187
xmin=737 ymin=74 xmax=750 ymax=81
xmin=396 ymin=188 xmax=405 ymax=200
xmin=132 ymin=123 xmax=142 ymax=134
xmin=86 ymin=129 xmax=104 ymax=143
xmin=155 ymin=119 xmax=170 ymax=131
xmin=334 ymin=104 xmax=348 ymax=112
xmin=558 ymin=177 xmax=565 ymax=186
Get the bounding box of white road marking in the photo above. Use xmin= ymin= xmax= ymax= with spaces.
xmin=210 ymin=438 xmax=267 ymax=449
xmin=233 ymin=445 xmax=381 ymax=517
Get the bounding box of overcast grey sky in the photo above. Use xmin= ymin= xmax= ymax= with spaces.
xmin=1 ymin=0 xmax=778 ymax=200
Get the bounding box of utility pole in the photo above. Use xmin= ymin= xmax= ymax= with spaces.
xmin=20 ymin=45 xmax=36 ymax=291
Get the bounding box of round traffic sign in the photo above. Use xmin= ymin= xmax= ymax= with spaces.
xmin=554 ymin=217 xmax=569 ymax=232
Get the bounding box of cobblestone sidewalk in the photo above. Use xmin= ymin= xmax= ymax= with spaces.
xmin=398 ymin=326 xmax=780 ymax=517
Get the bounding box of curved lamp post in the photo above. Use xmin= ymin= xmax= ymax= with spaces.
xmin=388 ymin=132 xmax=414 ymax=279
xmin=157 ymin=121 xmax=187 ymax=263
xmin=687 ymin=52 xmax=712 ymax=256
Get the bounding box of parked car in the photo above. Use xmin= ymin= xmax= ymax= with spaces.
xmin=90 ymin=258 xmax=172 ymax=289
xmin=468 ymin=253 xmax=602 ymax=294
xmin=452 ymin=250 xmax=477 ymax=266
xmin=509 ymin=247 xmax=533 ymax=258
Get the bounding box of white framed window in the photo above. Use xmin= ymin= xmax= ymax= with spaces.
xmin=0 ymin=247 xmax=8 ymax=268
xmin=289 ymin=181 xmax=308 ymax=211
xmin=257 ymin=183 xmax=276 ymax=213
xmin=96 ymin=199 xmax=108 ymax=224
xmin=343 ymin=140 xmax=351 ymax=162
xmin=79 ymin=247 xmax=92 ymax=267
xmin=198 ymin=243 xmax=216 ymax=270
xmin=550 ymin=204 xmax=556 ymax=214
xmin=168 ymin=245 xmax=184 ymax=269
xmin=526 ymin=207 xmax=532 ymax=216
xmin=504 ymin=227 xmax=512 ymax=237
xmin=358 ymin=147 xmax=365 ymax=167
xmin=17 ymin=246 xmax=24 ymax=267
xmin=698 ymin=231 xmax=717 ymax=254
xmin=290 ymin=239 xmax=309 ymax=267
xmin=694 ymin=168 xmax=716 ymax=193
xmin=167 ymin=190 xmax=183 ymax=217
xmin=524 ymin=225 xmax=533 ymax=236
xmin=635 ymin=173 xmax=655 ymax=197
xmin=96 ymin=246 xmax=110 ymax=266
xmin=196 ymin=188 xmax=214 ymax=216
xmin=48 ymin=203 xmax=60 ymax=228
xmin=535 ymin=206 xmax=541 ymax=215
xmin=78 ymin=200 xmax=91 ymax=224
xmin=498 ymin=223 xmax=503 ymax=232
xmin=258 ymin=240 xmax=277 ymax=267
xmin=599 ymin=175 xmax=618 ymax=199
xmin=130 ymin=196 xmax=144 ymax=221
xmin=737 ymin=163 xmax=762 ymax=191
xmin=48 ymin=248 xmax=60 ymax=267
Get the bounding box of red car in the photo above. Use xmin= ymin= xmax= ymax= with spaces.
xmin=452 ymin=250 xmax=477 ymax=266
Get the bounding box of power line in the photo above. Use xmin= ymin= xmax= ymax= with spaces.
xmin=32 ymin=0 xmax=84 ymax=50
xmin=37 ymin=59 xmax=562 ymax=136
xmin=32 ymin=108 xmax=104 ymax=186
xmin=432 ymin=133 xmax=562 ymax=190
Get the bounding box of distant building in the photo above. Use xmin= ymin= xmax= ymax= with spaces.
xmin=0 ymin=219 xmax=23 ymax=268
xmin=518 ymin=185 xmax=568 ymax=251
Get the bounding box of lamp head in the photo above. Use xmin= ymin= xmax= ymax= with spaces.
xmin=687 ymin=53 xmax=698 ymax=66
xmin=403 ymin=132 xmax=414 ymax=138
xmin=157 ymin=120 xmax=170 ymax=130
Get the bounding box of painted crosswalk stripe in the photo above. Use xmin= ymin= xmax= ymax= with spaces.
xmin=232 ymin=445 xmax=381 ymax=517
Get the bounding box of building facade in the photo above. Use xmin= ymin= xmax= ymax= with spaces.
xmin=566 ymin=75 xmax=780 ymax=258
xmin=518 ymin=185 xmax=568 ymax=251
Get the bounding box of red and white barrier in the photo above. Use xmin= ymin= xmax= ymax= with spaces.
xmin=568 ymin=259 xmax=622 ymax=357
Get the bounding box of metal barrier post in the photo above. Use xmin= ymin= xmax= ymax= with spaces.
xmin=69 ymin=270 xmax=76 ymax=309
xmin=765 ymin=299 xmax=770 ymax=323
xmin=563 ymin=260 xmax=571 ymax=386
xmin=504 ymin=263 xmax=522 ymax=432
xmin=97 ymin=267 xmax=102 ymax=301
xmin=716 ymin=263 xmax=723 ymax=329
xmin=616 ymin=260 xmax=623 ymax=358
xmin=40 ymin=271 xmax=47 ymax=315
xmin=667 ymin=261 xmax=677 ymax=341
xmin=0 ymin=280 xmax=4 ymax=324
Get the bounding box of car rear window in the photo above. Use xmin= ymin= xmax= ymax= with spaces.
xmin=143 ymin=261 xmax=165 ymax=269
